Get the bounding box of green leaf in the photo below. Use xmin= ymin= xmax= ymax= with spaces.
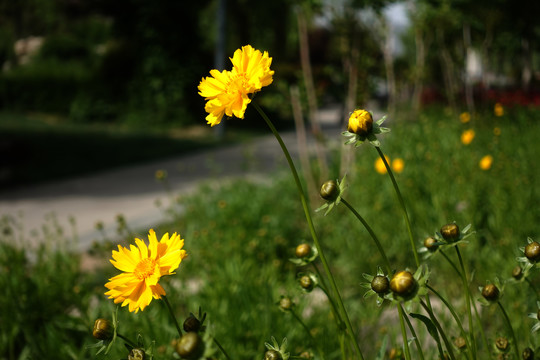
xmin=410 ymin=312 xmax=441 ymax=345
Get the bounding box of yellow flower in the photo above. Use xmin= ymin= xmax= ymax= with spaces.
xmin=348 ymin=109 xmax=373 ymax=136
xmin=494 ymin=103 xmax=504 ymax=117
xmin=198 ymin=45 xmax=274 ymax=127
xmin=479 ymin=155 xmax=493 ymax=170
xmin=461 ymin=129 xmax=475 ymax=145
xmin=459 ymin=112 xmax=471 ymax=123
xmin=392 ymin=158 xmax=404 ymax=173
xmin=375 ymin=156 xmax=390 ymax=174
xmin=105 ymin=229 xmax=187 ymax=313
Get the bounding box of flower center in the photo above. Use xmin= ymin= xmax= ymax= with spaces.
xmin=134 ymin=258 xmax=157 ymax=280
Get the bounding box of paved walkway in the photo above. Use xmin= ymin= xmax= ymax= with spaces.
xmin=0 ymin=107 xmax=346 ymax=251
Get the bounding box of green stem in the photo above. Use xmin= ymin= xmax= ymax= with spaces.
xmin=420 ymin=299 xmax=456 ymax=360
xmin=375 ymin=147 xmax=419 ymax=267
xmin=397 ymin=304 xmax=412 ymax=360
xmin=254 ymin=103 xmax=365 ymax=359
xmin=472 ymin=296 xmax=489 ymax=353
xmin=440 ymin=250 xmax=461 ymax=276
xmin=526 ymin=277 xmax=540 ymax=300
xmin=341 ymin=198 xmax=391 ymax=273
xmin=291 ymin=309 xmax=327 ymax=360
xmin=117 ymin=333 xmax=138 ymax=349
xmin=497 ymin=301 xmax=520 ymax=360
xmin=162 ymin=296 xmax=182 ymax=338
xmin=401 ymin=305 xmax=425 ymax=360
xmin=213 ymin=337 xmax=231 ymax=360
xmin=455 ymin=247 xmax=476 ymax=358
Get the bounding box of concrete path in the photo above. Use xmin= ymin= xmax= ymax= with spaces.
xmin=0 ymin=107 xmax=346 ymax=251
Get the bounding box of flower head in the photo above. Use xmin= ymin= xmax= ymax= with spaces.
xmin=347 ymin=109 xmax=373 ymax=136
xmin=479 ymin=155 xmax=493 ymax=170
xmin=392 ymin=158 xmax=404 ymax=173
xmin=105 ymin=229 xmax=187 ymax=312
xmin=342 ymin=109 xmax=390 ymax=147
xmin=198 ymin=45 xmax=274 ymax=127
xmin=374 ymin=156 xmax=389 ymax=174
xmin=461 ymin=129 xmax=475 ymax=145
xmin=460 ymin=112 xmax=471 ymax=123
xmin=494 ymin=102 xmax=504 ymax=117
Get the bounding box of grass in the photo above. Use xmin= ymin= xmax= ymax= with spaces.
xmin=1 ymin=105 xmax=539 ymax=359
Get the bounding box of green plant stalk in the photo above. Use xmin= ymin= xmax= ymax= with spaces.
xmin=117 ymin=333 xmax=138 ymax=349
xmin=375 ymin=146 xmax=419 ymax=267
xmin=312 ymin=264 xmax=346 ymax=329
xmin=526 ymin=277 xmax=540 ymax=300
xmin=162 ymin=296 xmax=182 ymax=338
xmin=397 ymin=304 xmax=412 ymax=360
xmin=427 ymin=284 xmax=473 ymax=360
xmin=455 ymin=247 xmax=477 ymax=358
xmin=213 ymin=337 xmax=231 ymax=360
xmin=254 ymin=103 xmax=365 ymax=359
xmin=497 ymin=301 xmax=520 ymax=360
xmin=401 ymin=305 xmax=426 ymax=360
xmin=341 ymin=198 xmax=391 ymax=273
xmin=291 ymin=309 xmax=327 ymax=360
xmin=420 ymin=299 xmax=456 ymax=360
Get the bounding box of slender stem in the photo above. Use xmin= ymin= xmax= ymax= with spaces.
xmin=455 ymin=247 xmax=476 ymax=358
xmin=117 ymin=333 xmax=138 ymax=349
xmin=213 ymin=337 xmax=231 ymax=360
xmin=420 ymin=299 xmax=456 ymax=360
xmin=440 ymin=250 xmax=461 ymax=276
xmin=341 ymin=198 xmax=391 ymax=273
xmin=291 ymin=309 xmax=327 ymax=360
xmin=254 ymin=103 xmax=365 ymax=359
xmin=401 ymin=305 xmax=426 ymax=360
xmin=526 ymin=277 xmax=540 ymax=300
xmin=397 ymin=304 xmax=412 ymax=360
xmin=497 ymin=301 xmax=520 ymax=360
xmin=375 ymin=147 xmax=419 ymax=267
xmin=162 ymin=296 xmax=182 ymax=338
xmin=471 ymin=298 xmax=489 ymax=352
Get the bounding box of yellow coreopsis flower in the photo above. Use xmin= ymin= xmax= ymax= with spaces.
xmin=198 ymin=45 xmax=274 ymax=127
xmin=479 ymin=155 xmax=493 ymax=170
xmin=460 ymin=112 xmax=471 ymax=123
xmin=494 ymin=103 xmax=504 ymax=117
xmin=392 ymin=158 xmax=405 ymax=173
xmin=461 ymin=129 xmax=475 ymax=145
xmin=375 ymin=156 xmax=390 ymax=174
xmin=105 ymin=229 xmax=187 ymax=313
xmin=348 ymin=109 xmax=373 ymax=136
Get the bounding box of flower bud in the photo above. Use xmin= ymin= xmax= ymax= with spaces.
xmin=295 ymin=244 xmax=312 ymax=258
xmin=454 ymin=336 xmax=467 ymax=350
xmin=264 ymin=350 xmax=282 ymax=360
xmin=512 ymin=265 xmax=523 ymax=280
xmin=388 ymin=347 xmax=404 ymax=360
xmin=299 ymin=275 xmax=314 ymax=291
xmin=440 ymin=223 xmax=460 ymax=241
xmin=348 ymin=109 xmax=373 ymax=136
xmin=371 ymin=275 xmax=390 ymax=295
xmin=183 ymin=314 xmax=202 ymax=333
xmin=279 ymin=297 xmax=293 ymax=311
xmin=495 ymin=337 xmax=509 ymax=352
xmin=424 ymin=237 xmax=438 ymax=252
xmin=128 ymin=348 xmax=145 ymax=360
xmin=522 ymin=347 xmax=534 ymax=360
xmin=524 ymin=241 xmax=540 ymax=262
xmin=175 ymin=332 xmax=204 ymax=359
xmin=390 ymin=271 xmax=417 ymax=297
xmin=320 ymin=180 xmax=339 ymax=201
xmin=481 ymin=283 xmax=500 ymax=302
xmin=93 ymin=318 xmax=113 ymax=340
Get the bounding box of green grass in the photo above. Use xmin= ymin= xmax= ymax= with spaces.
xmin=1 ymin=106 xmax=539 ymax=359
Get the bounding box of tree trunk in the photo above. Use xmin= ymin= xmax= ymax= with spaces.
xmin=412 ymin=26 xmax=425 ymax=115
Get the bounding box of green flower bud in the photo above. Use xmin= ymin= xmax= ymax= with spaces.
xmin=128 ymin=348 xmax=145 ymax=360
xmin=512 ymin=265 xmax=523 ymax=280
xmin=183 ymin=314 xmax=202 ymax=333
xmin=495 ymin=337 xmax=509 ymax=352
xmin=424 ymin=237 xmax=438 ymax=251
xmin=454 ymin=336 xmax=467 ymax=350
xmin=264 ymin=350 xmax=282 ymax=360
xmin=390 ymin=271 xmax=417 ymax=297
xmin=295 ymin=243 xmax=312 ymax=258
xmin=481 ymin=283 xmax=500 ymax=302
xmin=299 ymin=275 xmax=314 ymax=291
xmin=279 ymin=297 xmax=293 ymax=311
xmin=92 ymin=318 xmax=113 ymax=340
xmin=522 ymin=347 xmax=534 ymax=360
xmin=440 ymin=223 xmax=460 ymax=241
xmin=525 ymin=241 xmax=540 ymax=262
xmin=371 ymin=275 xmax=390 ymax=294
xmin=320 ymin=180 xmax=339 ymax=201
xmin=175 ymin=332 xmax=204 ymax=359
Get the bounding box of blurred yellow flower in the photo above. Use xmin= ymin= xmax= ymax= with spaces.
xmin=198 ymin=45 xmax=274 ymax=127
xmin=494 ymin=103 xmax=504 ymax=117
xmin=392 ymin=158 xmax=404 ymax=173
xmin=348 ymin=109 xmax=373 ymax=136
xmin=105 ymin=229 xmax=187 ymax=313
xmin=459 ymin=112 xmax=471 ymax=123
xmin=461 ymin=129 xmax=475 ymax=145
xmin=494 ymin=127 xmax=501 ymax=136
xmin=479 ymin=155 xmax=493 ymax=170
xmin=375 ymin=156 xmax=390 ymax=174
